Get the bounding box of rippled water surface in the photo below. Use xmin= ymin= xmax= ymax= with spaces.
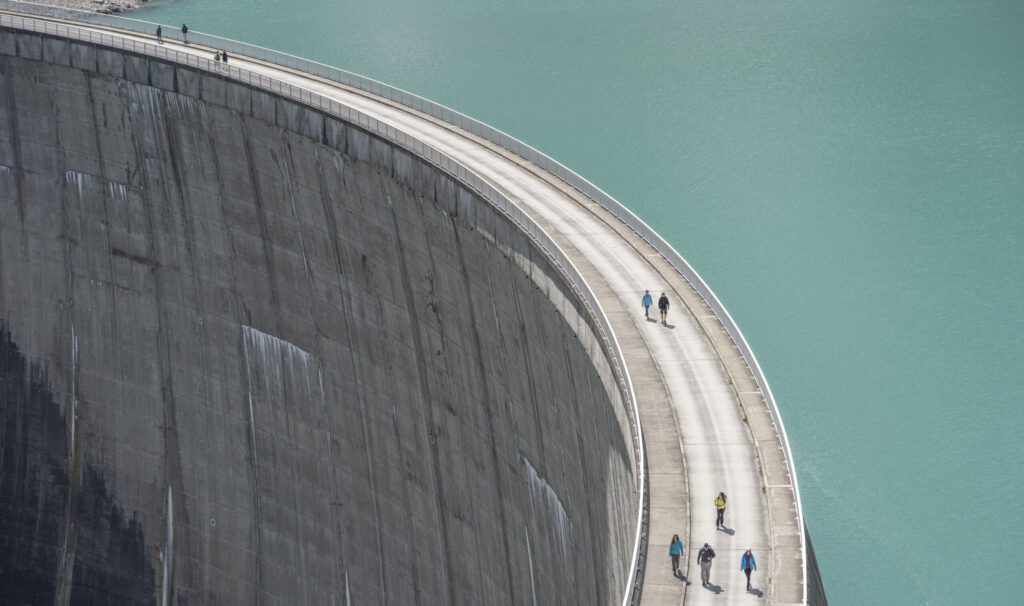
xmin=133 ymin=1 xmax=1024 ymax=603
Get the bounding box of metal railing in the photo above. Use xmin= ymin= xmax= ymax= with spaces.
xmin=0 ymin=8 xmax=651 ymax=605
xmin=1 ymin=1 xmax=807 ymax=600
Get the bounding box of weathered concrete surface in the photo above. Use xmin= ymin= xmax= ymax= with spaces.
xmin=0 ymin=31 xmax=639 ymax=605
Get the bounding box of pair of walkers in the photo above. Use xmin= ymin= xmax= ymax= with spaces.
xmin=154 ymin=24 xmax=189 ymax=44
xmin=698 ymin=544 xmax=758 ymax=590
xmin=153 ymin=24 xmax=228 ymax=65
xmin=698 ymin=545 xmax=757 ymax=590
xmin=641 ymin=290 xmax=670 ymax=325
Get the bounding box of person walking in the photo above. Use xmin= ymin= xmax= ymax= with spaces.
xmin=669 ymin=534 xmax=684 ymax=576
xmin=740 ymin=548 xmax=757 ymax=591
xmin=715 ymin=492 xmax=727 ymax=530
xmin=697 ymin=542 xmax=715 ymax=586
xmin=642 ymin=290 xmax=653 ymax=320
xmin=658 ymin=292 xmax=669 ymax=325
xmin=181 ymin=23 xmax=189 ymax=44
xmin=155 ymin=25 xmax=162 ymax=44
xmin=221 ymin=50 xmax=228 ymax=63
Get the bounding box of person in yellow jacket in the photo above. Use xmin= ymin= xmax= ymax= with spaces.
xmin=715 ymin=492 xmax=727 ymax=530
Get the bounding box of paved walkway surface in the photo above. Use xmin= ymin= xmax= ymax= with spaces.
xmin=1 ymin=13 xmax=805 ymax=605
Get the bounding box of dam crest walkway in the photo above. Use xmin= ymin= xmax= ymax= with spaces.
xmin=0 ymin=7 xmax=807 ymax=605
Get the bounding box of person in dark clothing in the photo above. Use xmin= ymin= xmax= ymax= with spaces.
xmin=155 ymin=25 xmax=162 ymax=43
xmin=181 ymin=23 xmax=189 ymax=44
xmin=221 ymin=50 xmax=228 ymax=63
xmin=697 ymin=543 xmax=715 ymax=586
xmin=658 ymin=292 xmax=669 ymax=325
xmin=740 ymin=548 xmax=757 ymax=591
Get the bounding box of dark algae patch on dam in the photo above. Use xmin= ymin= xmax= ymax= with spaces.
xmin=0 ymin=29 xmax=639 ymax=604
xmin=0 ymin=323 xmax=156 ymax=605
xmin=0 ymin=322 xmax=69 ymax=605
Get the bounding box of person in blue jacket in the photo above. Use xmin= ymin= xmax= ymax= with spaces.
xmin=669 ymin=534 xmax=684 ymax=576
xmin=740 ymin=548 xmax=757 ymax=591
xmin=642 ymin=290 xmax=653 ymax=319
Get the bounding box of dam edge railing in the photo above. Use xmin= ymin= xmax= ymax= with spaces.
xmin=1 ymin=2 xmax=807 ymax=602
xmin=0 ymin=8 xmax=650 ymax=605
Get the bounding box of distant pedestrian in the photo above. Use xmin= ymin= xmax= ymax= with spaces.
xmin=658 ymin=292 xmax=669 ymax=325
xmin=181 ymin=23 xmax=188 ymax=44
xmin=642 ymin=290 xmax=653 ymax=319
xmin=697 ymin=543 xmax=715 ymax=586
xmin=740 ymin=548 xmax=757 ymax=591
xmin=669 ymin=534 xmax=684 ymax=576
xmin=155 ymin=25 xmax=162 ymax=43
xmin=715 ymin=492 xmax=727 ymax=529
xmin=214 ymin=51 xmax=221 ymax=62
xmin=221 ymin=50 xmax=228 ymax=63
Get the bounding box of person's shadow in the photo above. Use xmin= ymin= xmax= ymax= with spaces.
xmin=663 ymin=323 xmax=676 ymax=329
xmin=719 ymin=526 xmax=735 ymax=536
xmin=705 ymin=582 xmax=722 ymax=594
xmin=748 ymin=587 xmax=764 ymax=598
xmin=646 ymin=317 xmax=658 ymax=323
xmin=673 ymin=571 xmax=691 ymax=586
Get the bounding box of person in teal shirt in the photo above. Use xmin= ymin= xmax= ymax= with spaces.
xmin=669 ymin=534 xmax=684 ymax=576
xmin=642 ymin=290 xmax=653 ymax=319
xmin=740 ymin=548 xmax=757 ymax=591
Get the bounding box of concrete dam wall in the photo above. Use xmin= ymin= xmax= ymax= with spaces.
xmin=0 ymin=29 xmax=639 ymax=605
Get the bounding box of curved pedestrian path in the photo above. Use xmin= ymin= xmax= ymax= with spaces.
xmin=0 ymin=8 xmax=807 ymax=604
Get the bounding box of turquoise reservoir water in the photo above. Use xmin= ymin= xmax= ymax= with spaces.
xmin=134 ymin=1 xmax=1024 ymax=603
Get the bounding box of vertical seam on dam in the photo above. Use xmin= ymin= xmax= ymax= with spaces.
xmin=239 ymin=117 xmax=282 ymax=335
xmin=420 ymin=203 xmax=484 ymax=596
xmin=276 ymin=140 xmax=326 ymax=605
xmin=559 ymin=325 xmax=600 ymax=602
xmin=240 ymin=333 xmax=265 ymax=604
xmin=312 ymin=147 xmax=390 ymax=603
xmin=508 ymin=262 xmax=547 ymax=465
xmin=286 ymin=137 xmax=350 ymax=599
xmin=278 ymin=139 xmax=322 ymax=333
xmin=383 ymin=175 xmax=455 ymax=605
xmin=450 ymin=216 xmax=520 ymax=603
xmin=54 ymin=86 xmax=81 ymax=606
xmin=151 ymin=86 xmax=190 ymax=606
xmin=1 ymin=56 xmax=26 ymax=225
xmin=316 ymin=363 xmax=349 ymax=600
xmin=385 ymin=390 xmax=424 ymax=606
